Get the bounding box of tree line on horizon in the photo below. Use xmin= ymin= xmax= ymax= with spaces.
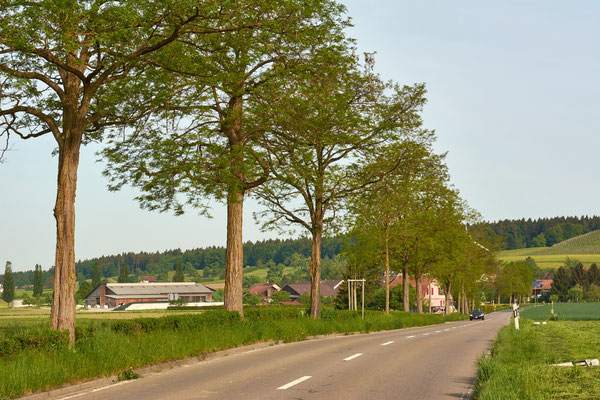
xmin=473 ymin=216 xmax=600 ymax=250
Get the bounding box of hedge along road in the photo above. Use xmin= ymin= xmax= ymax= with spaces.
xmin=24 ymin=311 xmax=511 ymax=400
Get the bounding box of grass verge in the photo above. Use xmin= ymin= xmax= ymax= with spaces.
xmin=474 ymin=319 xmax=600 ymax=399
xmin=0 ymin=307 xmax=466 ymax=399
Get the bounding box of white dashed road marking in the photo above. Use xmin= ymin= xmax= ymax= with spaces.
xmin=381 ymin=341 xmax=394 ymax=346
xmin=343 ymin=353 xmax=364 ymax=361
xmin=406 ymin=335 xmax=416 ymax=338
xmin=277 ymin=376 xmax=312 ymax=390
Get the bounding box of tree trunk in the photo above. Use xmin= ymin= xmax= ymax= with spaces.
xmin=309 ymin=230 xmax=322 ymax=318
xmin=457 ymin=290 xmax=462 ymax=314
xmin=384 ymin=238 xmax=390 ymax=314
xmin=51 ymin=132 xmax=82 ymax=344
xmin=428 ymin=270 xmax=432 ymax=314
xmin=445 ymin=280 xmax=452 ymax=315
xmin=402 ymin=265 xmax=410 ymax=312
xmin=415 ymin=271 xmax=423 ymax=314
xmin=497 ymin=293 xmax=501 ymax=305
xmin=224 ymin=190 xmax=244 ymax=317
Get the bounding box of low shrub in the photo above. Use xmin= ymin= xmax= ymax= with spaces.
xmin=0 ymin=329 xmax=69 ymax=358
xmin=245 ymin=306 xmax=307 ymax=320
xmin=106 ymin=309 xmax=241 ymax=334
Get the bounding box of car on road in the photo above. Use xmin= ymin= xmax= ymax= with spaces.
xmin=470 ymin=310 xmax=485 ymax=320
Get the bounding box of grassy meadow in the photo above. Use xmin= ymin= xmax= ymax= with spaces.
xmin=498 ymin=250 xmax=600 ymax=269
xmin=475 ymin=303 xmax=600 ymax=399
xmin=497 ymin=230 xmax=600 ymax=269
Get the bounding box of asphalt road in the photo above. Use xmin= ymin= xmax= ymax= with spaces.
xmin=50 ymin=311 xmax=511 ymax=400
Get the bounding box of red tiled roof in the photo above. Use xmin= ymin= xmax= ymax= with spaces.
xmin=248 ymin=283 xmax=278 ymax=296
xmin=533 ymin=279 xmax=553 ymax=290
xmin=139 ymin=276 xmax=156 ymax=282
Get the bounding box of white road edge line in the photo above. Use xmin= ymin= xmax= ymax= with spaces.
xmin=381 ymin=341 xmax=394 ymax=346
xmin=90 ymin=380 xmax=132 ymax=393
xmin=406 ymin=335 xmax=416 ymax=338
xmin=343 ymin=353 xmax=364 ymax=361
xmin=277 ymin=376 xmax=312 ymax=390
xmin=58 ymin=393 xmax=87 ymax=400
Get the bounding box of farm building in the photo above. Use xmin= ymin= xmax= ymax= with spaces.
xmin=84 ymin=282 xmax=213 ymax=308
xmin=281 ymin=280 xmax=343 ymax=301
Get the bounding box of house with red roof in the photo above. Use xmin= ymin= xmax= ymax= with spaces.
xmin=532 ymin=279 xmax=553 ymax=298
xmin=389 ymin=275 xmax=449 ymax=308
xmin=247 ymin=283 xmax=281 ymax=303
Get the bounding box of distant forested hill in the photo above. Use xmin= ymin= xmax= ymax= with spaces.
xmin=72 ymin=237 xmax=345 ymax=282
xmin=474 ymin=216 xmax=600 ymax=250
xmin=4 ymin=237 xmax=346 ymax=287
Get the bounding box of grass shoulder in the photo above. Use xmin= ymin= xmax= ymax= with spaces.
xmin=474 ymin=311 xmax=600 ymax=399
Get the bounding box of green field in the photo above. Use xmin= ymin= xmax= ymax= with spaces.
xmin=520 ymin=303 xmax=600 ymax=321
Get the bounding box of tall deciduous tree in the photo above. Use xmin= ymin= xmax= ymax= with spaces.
xmin=346 ymin=140 xmax=439 ymax=313
xmin=0 ymin=0 xmax=232 ymax=342
xmin=173 ymin=258 xmax=185 ymax=282
xmin=254 ymin=51 xmax=428 ymax=318
xmin=91 ymin=263 xmax=102 ymax=288
xmin=102 ymin=0 xmax=347 ymax=316
xmin=2 ymin=261 xmax=14 ymax=305
xmin=117 ymin=262 xmax=129 ymax=283
xmin=33 ymin=264 xmax=44 ymax=297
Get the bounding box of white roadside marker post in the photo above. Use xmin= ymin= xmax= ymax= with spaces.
xmin=513 ymin=303 xmax=519 ymax=330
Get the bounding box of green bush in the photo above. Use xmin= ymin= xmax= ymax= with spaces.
xmin=0 ymin=329 xmax=69 ymax=358
xmin=244 ymin=306 xmax=306 ymax=320
xmin=107 ymin=310 xmax=241 ymax=334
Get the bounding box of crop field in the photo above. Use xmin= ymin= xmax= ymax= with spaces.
xmin=520 ymin=303 xmax=600 ymax=321
xmin=498 ymin=250 xmax=600 ymax=269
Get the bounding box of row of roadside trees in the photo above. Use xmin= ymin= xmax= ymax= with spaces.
xmin=0 ymin=0 xmax=494 ymax=342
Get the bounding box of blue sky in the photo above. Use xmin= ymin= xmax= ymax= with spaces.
xmin=1 ymin=1 xmax=599 ymax=271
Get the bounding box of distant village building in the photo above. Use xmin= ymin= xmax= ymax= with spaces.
xmin=84 ymin=282 xmax=213 ymax=308
xmin=389 ymin=275 xmax=449 ymax=308
xmin=138 ymin=276 xmax=157 ymax=283
xmin=281 ymin=280 xmax=343 ymax=301
xmin=247 ymin=283 xmax=281 ymax=303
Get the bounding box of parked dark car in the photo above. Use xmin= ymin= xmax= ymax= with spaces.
xmin=470 ymin=310 xmax=485 ymax=320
